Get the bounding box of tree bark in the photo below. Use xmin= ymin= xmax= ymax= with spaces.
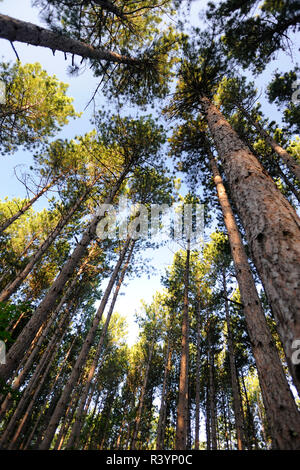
xmin=0 ymin=170 xmax=127 ymax=383
xmin=222 ymin=268 xmax=245 ymax=450
xmin=240 ymin=369 xmax=258 ymax=450
xmin=0 ymin=15 xmax=142 ymax=66
xmin=23 ymin=336 xmax=76 ymax=450
xmin=39 ymin=236 xmax=131 ymax=449
xmin=238 ymin=104 xmax=300 ymax=182
xmin=205 ymin=381 xmax=211 ymax=450
xmin=131 ymin=337 xmax=155 ymax=450
xmin=0 ymin=251 xmax=92 ymax=416
xmin=0 ymin=186 xmax=90 ymax=302
xmin=156 ymin=336 xmax=172 ymax=450
xmin=8 ymin=335 xmax=76 ymax=450
xmin=65 ymin=240 xmax=135 ymax=449
xmin=0 ymin=302 xmax=73 ymax=448
xmin=207 ymin=149 xmax=300 ymax=449
xmin=221 ymin=390 xmax=230 ymax=450
xmin=53 ymin=387 xmax=83 ymax=451
xmin=201 ymin=96 xmax=300 ymax=397
xmin=176 ymin=240 xmax=190 ymax=450
xmin=207 ymin=322 xmax=217 ymax=450
xmin=194 ymin=296 xmax=202 ymax=450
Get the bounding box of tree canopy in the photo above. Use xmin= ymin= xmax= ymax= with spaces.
xmin=0 ymin=0 xmax=299 ymax=454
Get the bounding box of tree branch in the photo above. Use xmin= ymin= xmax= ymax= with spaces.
xmin=0 ymin=14 xmax=141 ymax=66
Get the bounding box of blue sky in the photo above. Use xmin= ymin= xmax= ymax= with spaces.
xmin=0 ymin=0 xmax=184 ymax=343
xmin=0 ymin=0 xmax=299 ymax=345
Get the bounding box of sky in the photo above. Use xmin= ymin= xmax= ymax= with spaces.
xmin=0 ymin=0 xmax=188 ymax=344
xmin=0 ymin=0 xmax=299 ymax=346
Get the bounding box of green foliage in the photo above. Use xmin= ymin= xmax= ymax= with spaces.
xmin=267 ymin=67 xmax=300 ymax=133
xmin=0 ymin=301 xmax=32 ymax=342
xmin=165 ymin=31 xmax=230 ymax=119
xmin=0 ymin=62 xmax=78 ymax=154
xmin=207 ymin=0 xmax=300 ymax=72
xmin=0 ymin=0 xmax=297 ymax=453
xmin=33 ymin=0 xmax=180 ymax=105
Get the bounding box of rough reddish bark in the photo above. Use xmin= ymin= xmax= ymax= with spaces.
xmin=207 ymin=323 xmax=217 ymax=450
xmin=207 ymin=149 xmax=300 ymax=449
xmin=176 ymin=241 xmax=190 ymax=450
xmin=131 ymin=336 xmax=155 ymax=450
xmin=39 ymin=237 xmax=131 ymax=449
xmin=156 ymin=336 xmax=172 ymax=450
xmin=65 ymin=240 xmax=135 ymax=449
xmin=222 ymin=268 xmax=245 ymax=450
xmin=0 ymin=171 xmax=126 ymax=383
xmin=201 ymin=96 xmax=300 ymax=395
xmin=0 ymin=303 xmax=73 ymax=449
xmin=194 ymin=297 xmax=203 ymax=450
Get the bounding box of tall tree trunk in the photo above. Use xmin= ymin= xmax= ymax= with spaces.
xmin=156 ymin=336 xmax=172 ymax=450
xmin=10 ymin=281 xmax=76 ymax=391
xmin=238 ymin=104 xmax=300 ymax=182
xmin=205 ymin=383 xmax=211 ymax=450
xmin=238 ymin=131 xmax=300 ymax=206
xmin=0 ymin=178 xmax=56 ymax=234
xmin=23 ymin=336 xmax=76 ymax=450
xmin=53 ymin=387 xmax=83 ymax=451
xmin=257 ymin=393 xmax=269 ymax=448
xmin=207 ymin=323 xmax=217 ymax=450
xmin=0 ymin=186 xmax=90 ymax=302
xmin=176 ymin=240 xmax=190 ymax=450
xmin=225 ymin=392 xmax=233 ymax=450
xmin=240 ymin=369 xmax=258 ymax=450
xmin=71 ymin=379 xmax=100 ymax=450
xmin=65 ymin=240 xmax=135 ymax=449
xmin=222 ymin=268 xmax=246 ymax=450
xmin=187 ymin=386 xmax=192 ymax=450
xmin=221 ymin=390 xmax=230 ymax=450
xmin=39 ymin=236 xmax=131 ymax=449
xmin=8 ymin=334 xmax=76 ymax=450
xmin=98 ymin=388 xmax=117 ymax=450
xmin=82 ymin=387 xmax=102 ymax=450
xmin=116 ymin=414 xmax=128 ymax=450
xmin=0 ymin=171 xmax=127 ymax=383
xmin=207 ymin=149 xmax=300 ymax=449
xmin=0 ymin=15 xmax=143 ymax=65
xmin=31 ymin=387 xmax=63 ymax=449
xmin=194 ymin=297 xmax=202 ymax=450
xmin=201 ymin=96 xmax=300 ymax=393
xmin=276 ymin=163 xmax=300 ymax=205
xmin=0 ymin=302 xmax=73 ymax=448
xmin=0 ymin=254 xmax=91 ymax=418
xmin=131 ymin=337 xmax=155 ymax=450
